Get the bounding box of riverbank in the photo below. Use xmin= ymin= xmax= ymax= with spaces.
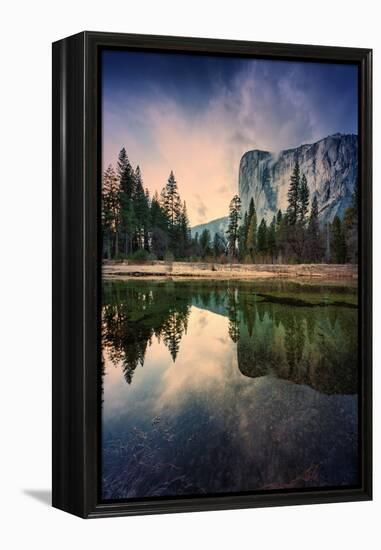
xmin=103 ymin=260 xmax=358 ymax=282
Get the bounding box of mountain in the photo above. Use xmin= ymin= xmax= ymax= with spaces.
xmin=191 ymin=134 xmax=357 ymax=238
xmin=191 ymin=216 xmax=229 ymax=240
xmin=239 ymin=133 xmax=358 ymax=225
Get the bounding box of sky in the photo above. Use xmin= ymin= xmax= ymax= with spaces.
xmin=102 ymin=50 xmax=358 ymax=226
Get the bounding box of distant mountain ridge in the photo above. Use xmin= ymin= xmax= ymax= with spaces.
xmin=191 ymin=216 xmax=229 ymax=240
xmin=191 ymin=133 xmax=358 ymax=239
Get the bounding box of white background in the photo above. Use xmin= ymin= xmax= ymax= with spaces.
xmin=0 ymin=1 xmax=378 ymax=548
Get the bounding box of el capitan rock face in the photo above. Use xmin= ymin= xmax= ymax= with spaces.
xmin=239 ymin=133 xmax=358 ymax=224
xmin=191 ymin=134 xmax=358 ymax=238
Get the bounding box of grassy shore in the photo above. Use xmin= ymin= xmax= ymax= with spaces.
xmin=103 ymin=260 xmax=358 ymax=282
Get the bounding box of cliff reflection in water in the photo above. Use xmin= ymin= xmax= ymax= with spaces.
xmin=102 ymin=280 xmax=357 ymax=394
xmin=101 ymin=279 xmax=359 ymax=499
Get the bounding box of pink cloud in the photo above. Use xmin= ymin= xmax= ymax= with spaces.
xmin=102 ymin=65 xmax=325 ymax=226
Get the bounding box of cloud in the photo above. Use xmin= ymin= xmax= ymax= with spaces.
xmin=103 ymin=62 xmax=350 ymax=226
xmin=194 ymin=194 xmax=209 ymax=223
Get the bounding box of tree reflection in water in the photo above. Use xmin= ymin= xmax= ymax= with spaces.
xmin=102 ymin=282 xmax=191 ymax=384
xmin=102 ymin=280 xmax=358 ymax=395
xmin=102 ymin=279 xmax=359 ymax=499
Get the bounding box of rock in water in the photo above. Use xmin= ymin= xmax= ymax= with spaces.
xmin=239 ymin=133 xmax=358 ymax=224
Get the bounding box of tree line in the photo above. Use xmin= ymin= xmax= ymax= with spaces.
xmin=225 ymin=160 xmax=358 ymax=264
xmin=102 ymin=147 xmax=192 ymax=261
xmin=102 ymin=149 xmax=358 ymax=264
xmin=103 ymin=280 xmax=356 ymax=392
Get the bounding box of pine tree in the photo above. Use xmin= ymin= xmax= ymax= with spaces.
xmin=245 ymin=197 xmax=257 ymax=261
xmin=199 ymin=229 xmax=211 ymax=259
xmin=132 ymin=166 xmax=149 ymax=250
xmin=267 ymin=216 xmax=277 ymax=262
xmin=226 ymin=195 xmax=241 ymax=261
xmin=257 ymin=219 xmax=268 ymax=255
xmin=192 ymin=232 xmax=201 ymax=258
xmin=161 ymin=171 xmax=182 ymax=230
xmin=117 ymin=147 xmax=128 ymax=178
xmin=248 ymin=198 xmax=255 ymax=218
xmin=275 ymin=209 xmax=285 ymax=262
xmin=276 ymin=209 xmax=283 ymax=227
xmin=239 ymin=211 xmax=249 ymax=260
xmin=151 ymin=191 xmax=167 ymax=229
xmin=178 ymin=201 xmax=191 ymax=258
xmin=285 ymin=161 xmax=308 ymax=261
xmin=343 ymin=186 xmax=358 ymax=264
xmin=246 ymin=212 xmax=257 ymax=261
xmin=287 ymin=160 xmax=300 ymax=225
xmin=150 ymin=190 xmax=169 ymax=260
xmin=298 ymin=173 xmax=309 ymax=224
xmin=116 ymin=149 xmax=126 ymax=174
xmin=144 ymin=188 xmax=151 ymax=250
xmin=213 ymin=233 xmax=226 ymax=258
xmin=161 ymin=171 xmax=182 ymax=256
xmin=117 ymin=148 xmax=136 ymax=255
xmin=331 ymin=216 xmax=347 ymax=263
xmin=306 ymin=195 xmax=323 ymax=263
xmin=102 ymin=165 xmax=120 ymax=258
xmin=118 ymin=148 xmax=136 ymax=200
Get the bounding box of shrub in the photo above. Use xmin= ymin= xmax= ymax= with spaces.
xmin=114 ymin=252 xmax=128 ymax=262
xmin=128 ymin=249 xmax=155 ymax=264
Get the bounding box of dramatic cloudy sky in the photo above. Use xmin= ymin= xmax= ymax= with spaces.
xmin=102 ymin=50 xmax=358 ymax=226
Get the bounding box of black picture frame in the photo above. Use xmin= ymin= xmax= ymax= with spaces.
xmin=52 ymin=31 xmax=372 ymax=519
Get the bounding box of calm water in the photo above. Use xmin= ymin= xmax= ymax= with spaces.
xmin=101 ymin=279 xmax=359 ymax=500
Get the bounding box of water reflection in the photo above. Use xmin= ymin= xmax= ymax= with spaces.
xmin=102 ymin=282 xmax=191 ymax=383
xmin=102 ymin=280 xmax=358 ymax=394
xmin=102 ymin=280 xmax=359 ymax=499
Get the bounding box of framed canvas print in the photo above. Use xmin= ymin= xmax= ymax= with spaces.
xmin=52 ymin=32 xmax=372 ymax=518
